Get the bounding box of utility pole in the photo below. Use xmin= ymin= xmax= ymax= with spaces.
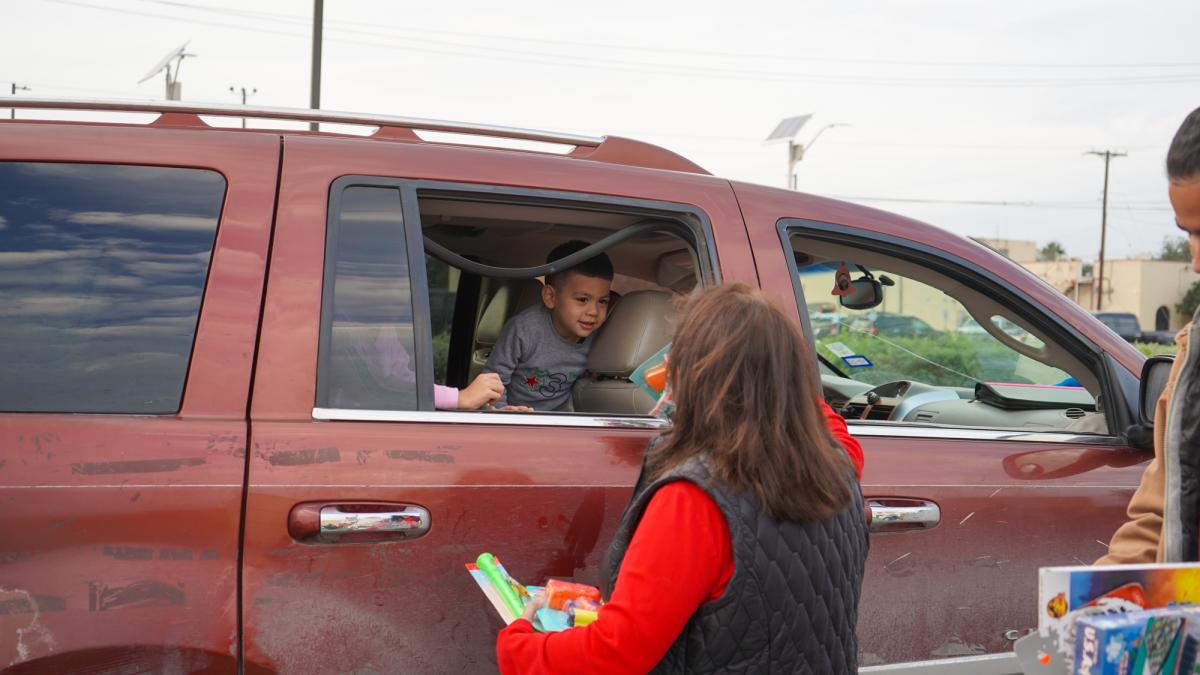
xmin=310 ymin=0 xmax=323 ymax=131
xmin=9 ymin=83 xmax=30 ymax=120
xmin=230 ymin=86 xmax=257 ymax=128
xmin=1085 ymin=149 xmax=1126 ymax=311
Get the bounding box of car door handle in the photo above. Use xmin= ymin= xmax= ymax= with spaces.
xmin=288 ymin=501 xmax=431 ymax=544
xmin=866 ymin=498 xmax=940 ymax=534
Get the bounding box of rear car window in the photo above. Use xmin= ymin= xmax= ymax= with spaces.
xmin=0 ymin=162 xmax=225 ymax=413
xmin=317 ymin=186 xmax=419 ymax=411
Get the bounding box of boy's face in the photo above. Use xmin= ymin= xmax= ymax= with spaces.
xmin=542 ymin=272 xmax=612 ymax=341
xmin=1170 ymin=177 xmax=1200 ymax=273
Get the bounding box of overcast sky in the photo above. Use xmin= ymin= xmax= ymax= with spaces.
xmin=3 ymin=0 xmax=1197 ymax=260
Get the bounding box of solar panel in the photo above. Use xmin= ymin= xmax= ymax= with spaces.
xmin=765 ymin=114 xmax=812 ymax=142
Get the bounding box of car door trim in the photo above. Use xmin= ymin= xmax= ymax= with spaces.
xmin=847 ymin=421 xmax=1126 ymax=445
xmin=312 ymin=406 xmax=669 ymax=429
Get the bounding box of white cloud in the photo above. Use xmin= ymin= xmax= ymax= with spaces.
xmin=63 ymin=211 xmax=218 ymax=232
xmin=0 ymin=215 xmax=7 ymax=230
xmin=0 ymin=249 xmax=99 ymax=266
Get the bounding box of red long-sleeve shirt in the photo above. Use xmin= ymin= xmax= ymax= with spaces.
xmin=821 ymin=400 xmax=863 ymax=478
xmin=496 ymin=402 xmax=862 ymax=673
xmin=497 ymin=480 xmax=731 ymax=674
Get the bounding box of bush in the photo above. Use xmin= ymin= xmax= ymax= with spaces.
xmin=1134 ymin=341 xmax=1179 ymax=357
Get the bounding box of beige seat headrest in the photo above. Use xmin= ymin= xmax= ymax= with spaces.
xmin=588 ymin=290 xmax=674 ymax=377
xmin=476 ymin=279 xmax=543 ymax=346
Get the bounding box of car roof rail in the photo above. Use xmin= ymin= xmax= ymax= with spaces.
xmin=0 ymin=97 xmax=708 ymax=175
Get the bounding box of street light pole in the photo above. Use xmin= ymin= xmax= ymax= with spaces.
xmin=10 ymin=83 xmax=30 ymax=120
xmin=788 ymin=123 xmax=849 ymax=189
xmin=230 ymin=86 xmax=258 ymax=128
xmin=1085 ymin=149 xmax=1126 ymax=311
xmin=310 ymin=0 xmax=323 ymax=132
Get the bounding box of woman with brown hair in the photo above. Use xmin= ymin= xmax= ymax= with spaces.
xmin=497 ymin=283 xmax=869 ymax=674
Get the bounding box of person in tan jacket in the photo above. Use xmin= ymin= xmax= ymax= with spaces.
xmin=1099 ymin=106 xmax=1200 ymax=564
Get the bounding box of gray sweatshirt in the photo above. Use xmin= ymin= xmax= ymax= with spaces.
xmin=483 ymin=304 xmax=593 ymax=411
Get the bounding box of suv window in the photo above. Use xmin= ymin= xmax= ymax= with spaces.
xmin=788 ymin=231 xmax=1106 ymax=433
xmin=0 ymin=162 xmax=224 ymax=413
xmin=317 ymin=186 xmax=419 ymax=411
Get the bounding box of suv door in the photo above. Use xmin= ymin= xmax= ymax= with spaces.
xmin=734 ymin=182 xmax=1150 ymax=667
xmin=0 ymin=122 xmax=277 ymax=670
xmin=242 ymin=134 xmax=754 ymax=673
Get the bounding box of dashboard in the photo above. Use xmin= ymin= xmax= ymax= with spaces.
xmin=821 ymin=374 xmax=1106 ymax=433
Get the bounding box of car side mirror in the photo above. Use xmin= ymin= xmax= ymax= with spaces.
xmin=1139 ymin=355 xmax=1175 ymax=426
xmin=839 ymin=278 xmax=883 ymax=310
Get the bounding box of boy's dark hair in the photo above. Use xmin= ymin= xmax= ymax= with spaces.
xmin=544 ymin=240 xmax=614 ymax=288
xmin=1168 ymin=107 xmax=1200 ymax=183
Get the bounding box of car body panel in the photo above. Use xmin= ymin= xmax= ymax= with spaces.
xmin=241 ymin=134 xmax=754 ymax=673
xmin=0 ymin=122 xmax=278 ymax=670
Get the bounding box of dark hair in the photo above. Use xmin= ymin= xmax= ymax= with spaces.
xmin=1168 ymin=107 xmax=1200 ymax=182
xmin=545 ymin=240 xmax=614 ymax=288
xmin=647 ymin=283 xmax=853 ymax=523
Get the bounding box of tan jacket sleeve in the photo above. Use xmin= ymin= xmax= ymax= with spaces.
xmin=1096 ymin=325 xmax=1190 ymax=565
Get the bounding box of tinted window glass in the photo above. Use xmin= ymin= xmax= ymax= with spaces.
xmin=0 ymin=162 xmax=224 ymax=413
xmin=318 ymin=186 xmax=418 ymax=410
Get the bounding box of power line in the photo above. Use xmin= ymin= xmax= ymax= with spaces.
xmin=44 ymin=0 xmax=1200 ymax=89
xmin=830 ymin=194 xmax=1170 ymax=211
xmin=136 ymin=0 xmax=1200 ymax=71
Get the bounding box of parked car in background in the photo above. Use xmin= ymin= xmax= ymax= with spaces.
xmin=0 ymin=97 xmax=1160 ymax=674
xmin=1092 ymin=311 xmax=1175 ymax=345
xmin=850 ymin=311 xmax=940 ymax=338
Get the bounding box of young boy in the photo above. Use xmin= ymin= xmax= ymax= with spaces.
xmin=484 ymin=241 xmax=613 ymax=411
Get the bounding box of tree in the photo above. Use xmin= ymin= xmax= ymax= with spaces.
xmin=1157 ymin=236 xmax=1191 ymax=261
xmin=1038 ymin=241 xmax=1066 ymax=261
xmin=1178 ymin=279 xmax=1200 ymax=318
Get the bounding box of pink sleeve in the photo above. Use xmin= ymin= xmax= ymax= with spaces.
xmin=434 ymin=384 xmax=459 ymax=410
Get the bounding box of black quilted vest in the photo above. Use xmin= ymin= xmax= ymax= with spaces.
xmin=603 ymin=454 xmax=868 ymax=674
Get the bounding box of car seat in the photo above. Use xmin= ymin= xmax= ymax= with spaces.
xmin=572 ymin=290 xmax=674 ymax=415
xmin=469 ymin=278 xmax=544 ymax=382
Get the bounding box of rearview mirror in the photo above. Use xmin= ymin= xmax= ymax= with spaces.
xmin=1139 ymin=355 xmax=1175 ymax=425
xmin=839 ymin=278 xmax=883 ymax=310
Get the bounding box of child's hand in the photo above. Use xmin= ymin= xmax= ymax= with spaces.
xmin=499 ymin=405 xmax=534 ymax=412
xmin=458 ymin=373 xmax=504 ymax=410
xmin=520 ymin=596 xmax=545 ymax=623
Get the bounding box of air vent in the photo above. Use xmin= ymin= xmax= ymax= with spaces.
xmin=866 ymin=405 xmax=894 ymax=421
xmin=1064 ymin=408 xmax=1087 ymax=420
xmin=913 ymin=411 xmax=938 ymax=422
xmin=844 ymin=403 xmax=894 ymax=421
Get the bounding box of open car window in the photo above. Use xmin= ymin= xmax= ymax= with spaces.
xmin=788 ymin=233 xmax=1107 ymax=435
xmin=416 ymin=189 xmax=710 ymax=418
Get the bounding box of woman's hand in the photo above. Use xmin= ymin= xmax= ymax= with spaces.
xmin=458 ymin=373 xmax=504 ymax=410
xmin=520 ymin=597 xmax=545 ymax=623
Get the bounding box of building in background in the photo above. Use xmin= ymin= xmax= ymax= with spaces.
xmin=975 ymin=237 xmax=1200 ymax=332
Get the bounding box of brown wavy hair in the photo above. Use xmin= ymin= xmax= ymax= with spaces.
xmin=647 ymin=283 xmax=853 ymax=522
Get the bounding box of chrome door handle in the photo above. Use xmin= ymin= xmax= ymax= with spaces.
xmin=866 ymin=498 xmax=940 ymax=534
xmin=288 ymin=502 xmax=431 ymax=544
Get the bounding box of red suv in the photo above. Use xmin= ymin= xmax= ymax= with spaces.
xmin=0 ymin=98 xmax=1157 ymax=674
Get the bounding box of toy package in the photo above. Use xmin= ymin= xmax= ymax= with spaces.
xmin=1015 ymin=563 xmax=1200 ymax=674
xmin=466 ymin=552 xmax=604 ymax=633
xmin=1073 ymin=607 xmax=1200 ymax=675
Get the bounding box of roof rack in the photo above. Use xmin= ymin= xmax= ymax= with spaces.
xmin=0 ymin=97 xmax=708 ymax=175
